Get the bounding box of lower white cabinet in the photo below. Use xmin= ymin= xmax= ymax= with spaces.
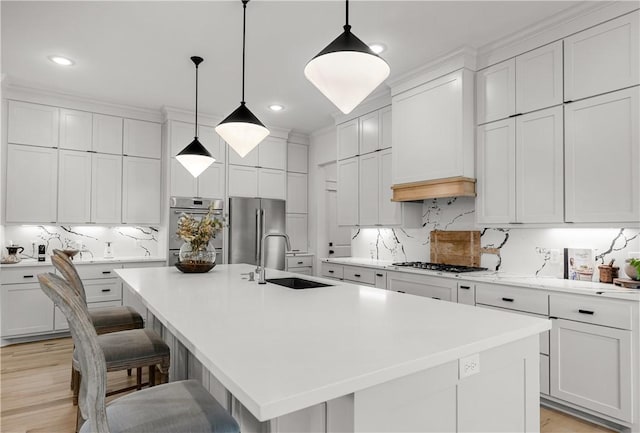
xmin=540 ymin=354 xmax=550 ymax=396
xmin=122 ymin=156 xmax=161 ymax=224
xmin=57 ymin=149 xmax=92 ymax=223
xmin=286 ymin=214 xmax=308 ymax=253
xmin=387 ymin=271 xmax=457 ymax=302
xmin=286 ymin=255 xmax=313 ymax=275
xmin=550 ymin=318 xmax=632 ymax=423
xmin=1 ymin=283 xmax=54 ymax=337
xmin=457 ymin=282 xmax=475 ymax=306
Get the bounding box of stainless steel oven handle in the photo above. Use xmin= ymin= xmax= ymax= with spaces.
xmin=173 ymin=210 xmax=222 ymax=215
xmin=255 ymin=209 xmax=261 ymax=263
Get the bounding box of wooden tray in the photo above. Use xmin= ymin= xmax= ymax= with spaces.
xmin=430 ymin=230 xmax=481 ymax=267
xmin=613 ymin=278 xmax=640 ymax=289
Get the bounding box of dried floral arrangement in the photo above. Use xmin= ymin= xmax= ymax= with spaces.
xmin=176 ymin=204 xmax=225 ymax=253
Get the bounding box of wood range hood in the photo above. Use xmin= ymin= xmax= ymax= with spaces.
xmin=391 ymin=176 xmax=476 ymax=202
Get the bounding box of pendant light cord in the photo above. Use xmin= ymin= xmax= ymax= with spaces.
xmin=241 ymin=0 xmax=248 ymax=104
xmin=344 ymin=0 xmax=351 ymax=31
xmin=194 ymin=61 xmax=199 ymax=138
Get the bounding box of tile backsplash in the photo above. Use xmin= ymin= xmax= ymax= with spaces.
xmin=351 ymin=197 xmax=640 ymax=279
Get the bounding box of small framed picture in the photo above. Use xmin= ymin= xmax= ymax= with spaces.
xmin=564 ymin=248 xmax=595 ymax=281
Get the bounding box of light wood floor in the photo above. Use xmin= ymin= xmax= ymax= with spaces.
xmin=0 ymin=337 xmax=618 ymax=433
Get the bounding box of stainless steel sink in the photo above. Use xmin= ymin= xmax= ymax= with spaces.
xmin=265 ymin=277 xmax=332 ymax=290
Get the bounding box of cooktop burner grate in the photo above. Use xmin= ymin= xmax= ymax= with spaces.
xmin=391 ymin=262 xmax=488 ymax=273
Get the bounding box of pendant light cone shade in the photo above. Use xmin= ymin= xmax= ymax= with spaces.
xmin=215 ymin=102 xmax=269 ymax=158
xmin=177 ymin=56 xmax=215 ymax=177
xmin=216 ymin=0 xmax=269 ymax=158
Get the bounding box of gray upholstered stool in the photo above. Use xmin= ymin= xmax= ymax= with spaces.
xmin=38 ymin=272 xmax=239 ymax=433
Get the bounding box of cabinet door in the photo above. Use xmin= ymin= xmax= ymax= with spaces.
xmin=516 ymin=106 xmax=564 ymax=223
xmin=92 ymin=153 xmax=122 ymax=224
xmin=58 ymin=150 xmax=92 ymax=223
xmin=286 ymin=214 xmax=308 ymax=252
xmin=258 ymin=168 xmax=286 ymax=200
xmin=199 ymin=125 xmax=225 ymax=162
xmin=359 ymin=110 xmax=380 ymax=155
xmin=564 ymin=13 xmax=639 ymax=101
xmin=228 ymin=165 xmax=258 ymax=197
xmin=122 ymin=156 xmax=161 ymax=224
xmin=287 ymin=142 xmax=308 ymax=173
xmin=565 ymin=87 xmax=639 ymax=223
xmin=92 ymin=114 xmax=123 ymax=154
xmin=198 ymin=162 xmax=225 ymax=199
xmin=550 ymin=319 xmax=632 ymax=422
xmin=515 ymin=41 xmax=563 ymax=113
xmin=59 ymin=109 xmax=92 ymax=151
xmin=337 ymin=157 xmax=359 ymax=226
xmin=123 ymin=119 xmax=161 ymax=159
xmin=169 ymin=120 xmax=195 ymax=157
xmin=6 ymin=144 xmax=58 ymax=223
xmin=380 ymin=105 xmax=392 ymax=150
xmin=337 ymin=118 xmax=359 ymax=160
xmin=358 ymin=153 xmax=379 ymax=226
xmin=1 ymin=283 xmax=54 ymax=337
xmin=7 ymin=101 xmax=59 ymax=147
xmin=378 ymin=148 xmax=402 ymax=226
xmin=476 ymin=119 xmax=516 ymax=224
xmin=476 ymin=58 xmax=516 ymax=124
xmin=286 ymin=172 xmax=308 ymax=213
xmin=228 ymin=142 xmax=259 ymax=166
xmin=258 ymin=137 xmax=286 ymax=170
xmin=170 ymin=157 xmax=198 ymax=197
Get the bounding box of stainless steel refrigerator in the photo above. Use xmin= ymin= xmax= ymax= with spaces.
xmin=228 ymin=197 xmax=287 ymax=270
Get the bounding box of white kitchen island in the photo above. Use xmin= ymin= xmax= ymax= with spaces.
xmin=116 ymin=264 xmax=550 ymax=433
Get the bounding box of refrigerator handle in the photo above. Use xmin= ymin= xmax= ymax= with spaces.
xmin=255 ymin=209 xmax=261 ymax=263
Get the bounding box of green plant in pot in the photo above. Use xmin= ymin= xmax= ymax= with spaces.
xmin=625 ymin=258 xmax=640 ymax=281
xmin=176 ymin=204 xmax=225 ymax=272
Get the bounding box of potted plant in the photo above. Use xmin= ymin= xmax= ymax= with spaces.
xmin=624 ymin=258 xmax=640 ymax=281
xmin=175 ymin=204 xmax=225 ymax=273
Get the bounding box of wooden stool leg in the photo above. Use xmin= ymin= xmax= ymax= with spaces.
xmin=70 ymin=367 xmax=77 ymax=390
xmin=72 ymin=369 xmax=81 ymax=406
xmin=149 ymin=365 xmax=156 ymax=386
xmin=159 ymin=357 xmax=170 ymax=384
xmin=127 ymin=368 xmax=132 ymax=376
xmin=136 ymin=367 xmax=143 ymax=390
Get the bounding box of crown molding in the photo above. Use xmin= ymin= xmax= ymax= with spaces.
xmin=310 ymin=124 xmax=336 ymax=139
xmin=287 ymin=132 xmax=310 ymax=146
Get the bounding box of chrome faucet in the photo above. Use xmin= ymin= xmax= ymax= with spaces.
xmin=257 ymin=233 xmax=291 ymax=284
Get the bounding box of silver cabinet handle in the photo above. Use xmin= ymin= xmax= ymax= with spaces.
xmin=255 ymin=209 xmax=261 ymax=263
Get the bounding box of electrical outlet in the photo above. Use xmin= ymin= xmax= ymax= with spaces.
xmin=459 ymin=353 xmax=480 ymax=379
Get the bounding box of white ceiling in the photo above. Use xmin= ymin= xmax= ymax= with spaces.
xmin=2 ymin=1 xmax=585 ymax=134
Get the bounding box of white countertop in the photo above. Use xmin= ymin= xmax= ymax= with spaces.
xmin=323 ymin=257 xmax=640 ymax=300
xmin=0 ymin=256 xmax=166 ymax=268
xmin=116 ymin=264 xmax=549 ymax=421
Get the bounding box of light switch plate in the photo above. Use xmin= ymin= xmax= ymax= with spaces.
xmin=459 ymin=353 xmax=480 ymax=379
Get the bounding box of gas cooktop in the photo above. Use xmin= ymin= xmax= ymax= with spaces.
xmin=391 ymin=262 xmax=488 ymax=273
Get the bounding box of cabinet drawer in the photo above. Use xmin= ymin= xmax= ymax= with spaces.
xmin=321 ymin=263 xmax=344 ymax=279
xmin=287 ymin=256 xmax=313 ymax=268
xmin=374 ymin=270 xmax=387 ymax=290
xmin=550 ymin=294 xmax=632 ymax=330
xmin=476 ymin=283 xmax=548 ymax=315
xmin=457 ymin=282 xmax=475 ymax=306
xmin=1 ymin=266 xmax=54 ymax=284
xmin=343 ymin=266 xmax=375 ymax=285
xmin=76 ymin=263 xmax=122 ymax=280
xmin=84 ymin=280 xmax=122 ymax=303
xmin=479 ymin=304 xmax=549 ymax=355
xmin=289 ymin=267 xmax=313 ymax=276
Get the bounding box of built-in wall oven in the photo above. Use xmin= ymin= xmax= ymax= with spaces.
xmin=168 ymin=197 xmax=224 ymax=266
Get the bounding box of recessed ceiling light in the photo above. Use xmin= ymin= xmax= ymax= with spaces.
xmin=48 ymin=55 xmax=74 ymax=66
xmin=269 ymin=104 xmax=284 ymax=112
xmin=368 ymin=43 xmax=386 ymax=55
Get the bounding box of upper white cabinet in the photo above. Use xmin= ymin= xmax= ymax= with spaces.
xmin=7 ymin=101 xmax=59 ymax=148
xmin=380 ymin=105 xmax=392 ymax=150
xmin=228 ymin=143 xmax=259 ymax=166
xmin=197 ymin=163 xmax=225 ymax=199
xmin=392 ymin=69 xmax=475 ymax=185
xmin=92 ymin=153 xmax=122 ymax=223
xmin=92 ymin=114 xmax=123 ymax=155
xmin=286 ymin=214 xmax=308 ymax=252
xmin=228 ymin=137 xmax=285 ymax=169
xmin=59 ymin=109 xmax=93 ymax=151
xmin=358 ymin=153 xmax=379 ymax=226
xmin=359 ymin=111 xmax=380 ymax=155
xmin=169 ymin=121 xmax=225 ymax=161
xmin=122 ymin=156 xmax=161 ymax=224
xmin=258 ymin=168 xmax=286 ymax=200
xmin=228 ymin=165 xmax=258 ymax=197
xmin=170 ymin=158 xmax=197 ymax=197
xmin=337 ymin=157 xmax=359 ymax=226
xmin=515 ymin=41 xmax=563 ymax=114
xmin=57 ymin=149 xmax=92 ymax=223
xmin=565 ymin=87 xmax=639 ymax=223
xmin=337 ymin=118 xmax=359 ymax=160
xmin=287 ymin=142 xmax=308 ymax=173
xmin=477 ymin=59 xmax=516 ymax=125
xmin=337 ymin=106 xmax=391 ymax=161
xmin=564 ymin=13 xmax=639 ymax=101
xmin=5 ymin=144 xmax=58 ymax=223
xmin=286 ymin=172 xmax=307 ymax=213
xmin=123 ymin=119 xmax=161 ymax=159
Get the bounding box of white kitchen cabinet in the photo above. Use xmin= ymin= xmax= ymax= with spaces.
xmin=228 ymin=165 xmax=258 ymax=197
xmin=516 ymin=106 xmax=564 ymax=223
xmin=392 ymin=69 xmax=475 ymax=185
xmin=387 ymin=271 xmax=458 ymax=302
xmin=199 ymin=126 xmax=226 ymax=162
xmin=122 ymin=156 xmax=161 ymax=224
xmin=91 ymin=153 xmax=122 ymax=224
xmin=123 ymin=119 xmax=161 ymax=159
xmin=564 ymin=12 xmax=639 ymax=101
xmin=1 ymin=283 xmax=54 ymax=337
xmin=378 ymin=149 xmax=410 ymax=226
xmin=59 ymin=109 xmax=93 ymax=151
xmin=476 ymin=118 xmax=516 ymax=224
xmin=286 ymin=172 xmax=307 ymax=214
xmin=565 ymin=87 xmax=639 ymax=223
xmin=337 ymin=157 xmax=359 ymax=226
xmin=380 ymin=105 xmax=392 ymax=150
xmin=7 ymin=100 xmax=59 ymax=148
xmin=258 ymin=137 xmax=287 ymax=170
xmin=358 ymin=153 xmax=379 ymax=226
xmin=550 ymin=318 xmax=632 ymax=423
xmin=170 ymin=157 xmax=198 ymax=197
xmin=92 ymin=114 xmax=123 ymax=155
xmin=258 ymin=168 xmax=286 ymax=200
xmin=359 ymin=111 xmax=380 ymax=155
xmin=337 ymin=118 xmax=359 ymax=160
xmin=286 ymin=214 xmax=308 ymax=252
xmin=228 ymin=143 xmax=259 ymax=167
xmin=457 ymin=282 xmax=475 ymax=306
xmin=5 ymin=144 xmax=58 ymax=223
xmin=515 ymin=41 xmax=563 ymax=114
xmin=476 ymin=58 xmax=516 ymax=125
xmin=198 ymin=163 xmax=225 ymax=199
xmin=287 ymin=142 xmax=308 ymax=173
xmin=57 ymin=149 xmax=92 ymax=223
xmin=540 ymin=354 xmax=550 ymax=396
xmin=169 ymin=121 xmax=225 ymax=162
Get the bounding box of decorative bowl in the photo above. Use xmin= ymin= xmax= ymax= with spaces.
xmin=624 ymin=259 xmax=639 ymax=280
xmin=175 ymin=261 xmax=216 ymax=273
xmin=62 ymin=249 xmax=80 ymax=259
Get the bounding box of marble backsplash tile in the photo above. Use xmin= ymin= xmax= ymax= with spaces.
xmin=351 ymin=197 xmax=640 ymax=279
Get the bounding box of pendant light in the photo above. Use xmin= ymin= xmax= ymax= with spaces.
xmin=304 ymin=0 xmax=390 ymax=114
xmin=215 ymin=0 xmax=269 ymax=158
xmin=176 ymin=56 xmax=215 ymax=178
